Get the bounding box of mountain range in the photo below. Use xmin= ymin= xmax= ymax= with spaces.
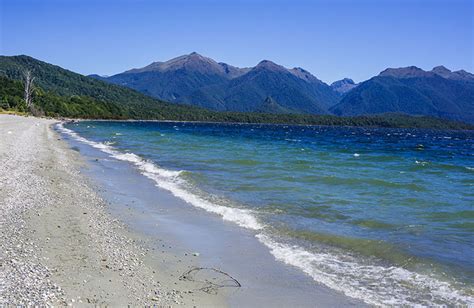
xmin=331 ymin=66 xmax=474 ymax=123
xmin=0 ymin=55 xmax=472 ymax=130
xmin=95 ymin=52 xmax=340 ymax=114
xmin=93 ymin=53 xmax=474 ymax=123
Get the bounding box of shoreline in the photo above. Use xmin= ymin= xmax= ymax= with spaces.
xmin=1 ymin=113 xmax=359 ymax=306
xmin=0 ymin=114 xmax=225 ymax=306
xmin=58 ymin=117 xmax=364 ymax=306
xmin=55 ymin=118 xmax=474 ymax=306
xmin=3 ymin=114 xmax=472 ymax=306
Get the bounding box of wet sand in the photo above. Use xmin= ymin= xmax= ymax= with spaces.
xmin=1 ymin=114 xmax=362 ymax=306
xmin=0 ymin=114 xmax=224 ymax=306
xmin=59 ymin=119 xmax=364 ymax=307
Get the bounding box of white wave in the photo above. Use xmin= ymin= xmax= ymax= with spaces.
xmin=142 ymin=171 xmax=262 ymax=229
xmin=415 ymin=160 xmax=429 ymax=166
xmin=56 ymin=123 xmax=262 ymax=230
xmin=256 ymin=234 xmax=473 ymax=306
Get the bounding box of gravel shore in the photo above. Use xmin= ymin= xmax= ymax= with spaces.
xmin=0 ymin=114 xmax=221 ymax=306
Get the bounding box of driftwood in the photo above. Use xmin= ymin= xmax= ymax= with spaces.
xmin=179 ymin=267 xmax=241 ymax=294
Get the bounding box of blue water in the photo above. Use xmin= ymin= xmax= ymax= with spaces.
xmin=60 ymin=121 xmax=474 ymax=306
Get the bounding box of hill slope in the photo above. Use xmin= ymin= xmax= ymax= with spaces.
xmin=331 ymin=66 xmax=474 ymax=123
xmin=254 ymin=97 xmax=293 ymax=114
xmin=0 ymin=55 xmax=211 ymax=119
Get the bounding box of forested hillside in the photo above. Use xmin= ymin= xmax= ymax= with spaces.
xmin=331 ymin=67 xmax=474 ymax=123
xmin=0 ymin=55 xmax=208 ymax=119
xmin=1 ymin=55 xmax=472 ymax=130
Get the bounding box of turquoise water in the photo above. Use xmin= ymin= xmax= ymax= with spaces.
xmin=60 ymin=121 xmax=474 ymax=306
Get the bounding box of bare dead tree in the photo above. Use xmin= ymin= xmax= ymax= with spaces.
xmin=23 ymin=70 xmax=35 ymax=111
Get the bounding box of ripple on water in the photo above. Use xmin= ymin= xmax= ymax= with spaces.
xmin=61 ymin=121 xmax=474 ymax=306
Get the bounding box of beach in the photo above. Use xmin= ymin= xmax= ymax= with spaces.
xmin=0 ymin=114 xmax=227 ymax=306
xmin=3 ymin=114 xmax=470 ymax=306
xmin=0 ymin=114 xmax=360 ymax=307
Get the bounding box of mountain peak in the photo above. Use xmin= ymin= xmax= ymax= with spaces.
xmin=253 ymin=61 xmax=326 ymax=85
xmin=431 ymin=66 xmax=474 ymax=81
xmin=124 ymin=52 xmax=225 ymax=75
xmin=453 ymin=69 xmax=474 ymax=80
xmin=378 ymin=65 xmax=473 ymax=81
xmin=122 ymin=53 xmax=254 ymax=79
xmin=379 ymin=66 xmax=434 ymax=78
xmin=289 ymin=67 xmax=324 ymax=84
xmin=164 ymin=52 xmax=214 ymax=66
xmin=431 ymin=65 xmax=453 ymax=79
xmin=258 ymin=59 xmax=275 ymax=64
xmin=331 ymin=78 xmax=355 ymax=85
xmin=432 ymin=65 xmax=451 ymax=74
xmin=255 ymin=60 xmax=286 ymax=72
xmin=187 ymin=52 xmax=207 ymax=60
xmin=331 ymin=78 xmax=358 ymax=94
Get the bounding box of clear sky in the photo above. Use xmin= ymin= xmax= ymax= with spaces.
xmin=1 ymin=0 xmax=473 ymax=83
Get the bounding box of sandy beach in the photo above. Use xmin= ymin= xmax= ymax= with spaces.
xmin=0 ymin=114 xmax=227 ymax=306
xmin=1 ymin=114 xmax=366 ymax=307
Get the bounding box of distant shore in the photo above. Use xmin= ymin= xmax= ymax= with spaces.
xmin=3 ymin=109 xmax=473 ymax=131
xmin=0 ymin=114 xmax=225 ymax=306
xmin=61 ymin=116 xmax=474 ymax=131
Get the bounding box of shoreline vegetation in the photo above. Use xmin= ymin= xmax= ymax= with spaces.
xmin=4 ymin=107 xmax=474 ymax=131
xmin=0 ymin=55 xmax=473 ymax=130
xmin=53 ymin=116 xmax=474 ymax=131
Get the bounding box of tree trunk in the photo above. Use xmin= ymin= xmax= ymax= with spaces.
xmin=23 ymin=70 xmax=36 ymax=113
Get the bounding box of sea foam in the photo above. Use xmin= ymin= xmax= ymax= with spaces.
xmin=256 ymin=234 xmax=473 ymax=306
xmin=57 ymin=123 xmax=262 ymax=230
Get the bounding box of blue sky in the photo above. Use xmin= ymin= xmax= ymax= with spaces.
xmin=1 ymin=0 xmax=472 ymax=83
